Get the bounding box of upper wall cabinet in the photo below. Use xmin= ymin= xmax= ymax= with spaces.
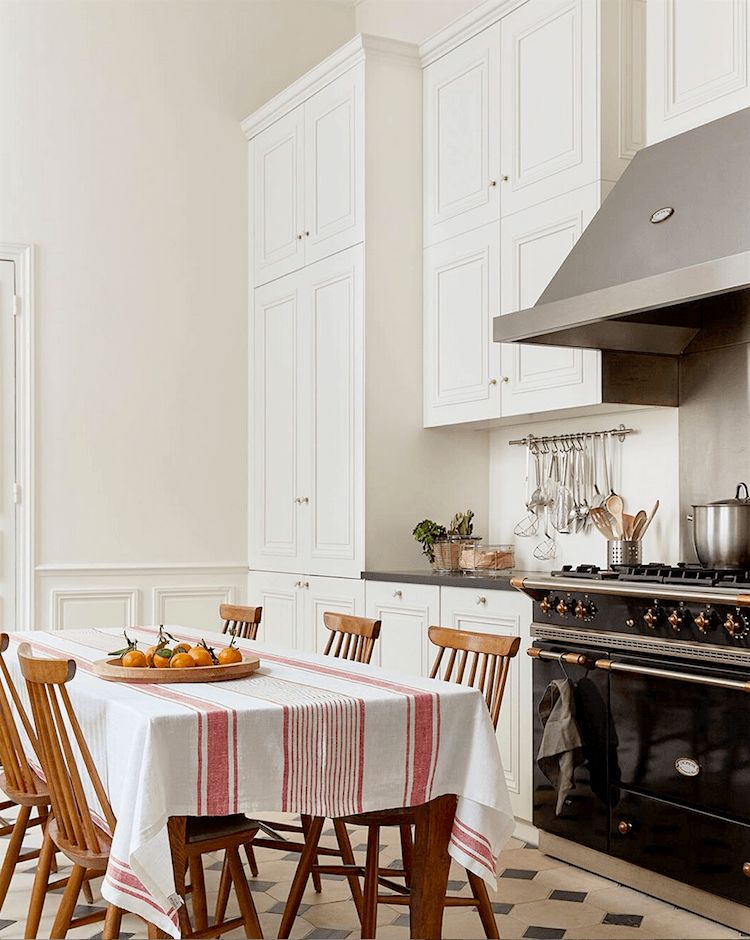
xmin=423 ymin=24 xmax=501 ymax=246
xmin=647 ymin=0 xmax=750 ymax=143
xmin=252 ymin=67 xmax=364 ymax=287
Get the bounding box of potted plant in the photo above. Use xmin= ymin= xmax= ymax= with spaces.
xmin=412 ymin=519 xmax=447 ymax=564
xmin=413 ymin=510 xmax=478 ymax=571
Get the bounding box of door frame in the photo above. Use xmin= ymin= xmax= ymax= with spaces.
xmin=0 ymin=244 xmax=35 ymax=629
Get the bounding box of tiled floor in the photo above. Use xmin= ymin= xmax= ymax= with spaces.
xmin=0 ymin=811 xmax=744 ymax=939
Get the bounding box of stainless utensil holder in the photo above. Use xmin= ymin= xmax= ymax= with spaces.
xmin=608 ymin=539 xmax=641 ymax=567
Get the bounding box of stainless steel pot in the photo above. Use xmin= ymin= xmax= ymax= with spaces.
xmin=688 ymin=483 xmax=750 ymax=568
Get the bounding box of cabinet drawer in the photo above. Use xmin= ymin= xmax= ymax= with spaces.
xmin=365 ymin=581 xmax=440 ymax=678
xmin=611 ymin=789 xmax=750 ymax=906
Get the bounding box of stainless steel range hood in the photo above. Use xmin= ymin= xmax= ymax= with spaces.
xmin=493 ymin=107 xmax=750 ymax=357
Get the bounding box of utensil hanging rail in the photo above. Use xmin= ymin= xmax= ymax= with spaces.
xmin=508 ymin=423 xmax=635 ymax=447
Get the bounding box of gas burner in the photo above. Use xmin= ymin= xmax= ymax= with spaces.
xmin=550 ymin=565 xmax=620 ymax=580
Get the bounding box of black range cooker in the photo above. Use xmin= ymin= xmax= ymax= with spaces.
xmin=513 ymin=564 xmax=750 ymax=907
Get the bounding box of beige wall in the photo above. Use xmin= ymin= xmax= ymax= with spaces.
xmin=0 ymin=0 xmax=354 ymax=567
xmin=355 ymin=0 xmax=483 ymax=44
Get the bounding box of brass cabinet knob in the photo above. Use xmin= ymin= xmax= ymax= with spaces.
xmin=540 ymin=596 xmax=552 ymax=615
xmin=618 ymin=820 xmax=632 ymax=835
xmin=556 ymin=599 xmax=568 ymax=616
xmin=743 ymin=862 xmax=750 ymax=878
xmin=476 ymin=596 xmax=487 ymax=605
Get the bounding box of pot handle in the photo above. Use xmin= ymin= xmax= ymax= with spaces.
xmin=737 ymin=482 xmax=750 ymax=501
xmin=686 ymin=512 xmax=701 ymax=564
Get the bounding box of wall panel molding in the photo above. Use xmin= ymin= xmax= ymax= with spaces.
xmin=50 ymin=588 xmax=139 ymax=632
xmin=153 ymin=585 xmax=235 ymax=624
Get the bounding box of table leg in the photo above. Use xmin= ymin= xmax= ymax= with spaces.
xmin=409 ymin=794 xmax=457 ymax=940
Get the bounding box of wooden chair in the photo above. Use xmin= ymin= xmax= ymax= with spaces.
xmin=214 ymin=612 xmax=381 ymax=925
xmin=279 ymin=625 xmax=521 ymax=939
xmin=17 ymin=642 xmax=263 ymax=940
xmin=220 ymin=604 xmax=262 ymax=640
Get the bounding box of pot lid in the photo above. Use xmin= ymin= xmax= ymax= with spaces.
xmin=703 ymin=483 xmax=750 ymax=505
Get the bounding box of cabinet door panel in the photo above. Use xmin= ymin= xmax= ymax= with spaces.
xmin=304 ymin=577 xmax=365 ymax=655
xmin=500 ymin=187 xmax=602 ymax=416
xmin=304 ymin=66 xmax=364 ymax=265
xmin=248 ymin=571 xmax=304 ymax=649
xmin=424 ymin=223 xmax=501 ymax=427
xmin=440 ymin=587 xmax=533 ymax=822
xmin=251 ymin=278 xmax=302 ymax=569
xmin=304 ymin=247 xmax=364 ymax=577
xmin=424 ymin=24 xmax=500 ymax=245
xmin=500 ymin=0 xmax=596 ymax=215
xmin=365 ymin=581 xmax=439 ymax=678
xmin=252 ymin=107 xmax=305 ymax=286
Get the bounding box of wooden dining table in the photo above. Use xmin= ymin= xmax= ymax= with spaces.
xmin=5 ymin=626 xmax=514 ymax=939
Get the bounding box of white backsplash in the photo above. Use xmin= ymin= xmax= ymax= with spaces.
xmin=488 ymin=407 xmax=681 ymax=572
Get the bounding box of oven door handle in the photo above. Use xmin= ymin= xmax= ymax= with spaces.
xmin=595 ymin=658 xmax=750 ymax=692
xmin=526 ymin=647 xmax=590 ymax=667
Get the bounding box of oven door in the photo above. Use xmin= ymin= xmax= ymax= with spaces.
xmin=532 ymin=640 xmax=611 ymax=852
xmin=606 ymin=652 xmax=750 ymax=822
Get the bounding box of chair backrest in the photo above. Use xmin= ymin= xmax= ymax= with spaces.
xmin=428 ymin=626 xmax=520 ymax=729
xmin=221 ymin=604 xmax=263 ymax=640
xmin=322 ymin=613 xmax=381 ymax=664
xmin=18 ymin=643 xmax=116 ymax=854
xmin=0 ymin=634 xmax=42 ymax=797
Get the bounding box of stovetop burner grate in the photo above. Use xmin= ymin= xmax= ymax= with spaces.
xmin=550 ymin=563 xmax=750 ymax=587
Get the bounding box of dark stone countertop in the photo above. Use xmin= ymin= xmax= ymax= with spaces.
xmin=360 ymin=569 xmax=541 ymax=591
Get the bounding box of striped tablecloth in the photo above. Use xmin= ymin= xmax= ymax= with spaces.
xmin=6 ymin=626 xmax=514 ymax=938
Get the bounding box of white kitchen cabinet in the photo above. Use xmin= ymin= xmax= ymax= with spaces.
xmin=424 ymin=222 xmax=502 ymax=427
xmin=423 ymin=24 xmax=501 ymax=246
xmin=304 ymin=67 xmax=364 ymax=266
xmin=248 ymin=572 xmax=364 ymax=654
xmin=647 ymin=0 xmax=750 ymax=143
xmin=251 ymin=245 xmax=364 ymax=578
xmin=499 ymin=0 xmax=597 ymax=217
xmin=499 ymin=184 xmax=603 ymax=417
xmin=251 ymin=67 xmax=363 ymax=287
xmin=440 ymin=586 xmax=534 ymax=823
xmin=365 ymin=580 xmax=440 ymax=678
xmin=252 ymin=107 xmax=305 ymax=286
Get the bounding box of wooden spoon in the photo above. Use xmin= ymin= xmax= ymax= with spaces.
xmin=639 ymin=500 xmax=660 ymax=539
xmin=604 ymin=493 xmax=625 ymax=539
xmin=622 ymin=512 xmax=636 ymax=539
xmin=630 ymin=509 xmax=647 ymax=540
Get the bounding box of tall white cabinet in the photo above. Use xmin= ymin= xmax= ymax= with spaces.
xmin=422 ymin=0 xmax=646 ymax=428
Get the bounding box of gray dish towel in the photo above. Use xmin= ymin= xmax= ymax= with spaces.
xmin=537 ymin=677 xmax=585 ymax=816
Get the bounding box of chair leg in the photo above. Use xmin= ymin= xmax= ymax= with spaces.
xmin=300 ymin=814 xmax=322 ymax=893
xmin=333 ymin=818 xmax=364 ymax=921
xmin=278 ymin=815 xmax=324 ymax=939
xmin=362 ymin=825 xmax=380 ymax=939
xmin=102 ymin=903 xmax=123 ymax=940
xmin=189 ymin=857 xmax=208 ymax=931
xmin=0 ymin=803 xmax=31 ymax=909
xmin=25 ymin=823 xmax=54 ymax=939
xmin=243 ymin=842 xmax=259 ymax=878
xmin=50 ymin=863 xmax=85 ymax=939
xmin=214 ymin=855 xmax=231 ymax=929
xmin=82 ymin=875 xmax=95 ymax=904
xmin=226 ymin=845 xmax=262 ymax=939
xmin=399 ymin=823 xmax=413 ymax=888
xmin=467 ymin=870 xmax=500 ymax=940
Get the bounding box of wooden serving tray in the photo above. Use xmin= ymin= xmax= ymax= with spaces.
xmin=93 ymin=654 xmax=261 ymax=684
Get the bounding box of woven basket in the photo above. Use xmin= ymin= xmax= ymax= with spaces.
xmin=432 ymin=539 xmax=464 ymax=571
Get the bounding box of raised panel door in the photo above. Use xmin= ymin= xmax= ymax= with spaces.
xmin=365 ymin=581 xmax=439 ymax=678
xmin=304 ymin=66 xmax=364 ymax=265
xmin=424 ymin=24 xmax=501 ymax=245
xmin=500 ymin=186 xmax=602 ymax=416
xmin=500 ymin=0 xmax=596 ymax=215
xmin=250 ymin=276 xmax=303 ymax=570
xmin=302 ymin=246 xmax=364 ymax=577
xmin=247 ymin=571 xmax=304 ymax=650
xmin=424 ymin=223 xmax=501 ymax=427
xmin=252 ymin=107 xmax=305 ymax=286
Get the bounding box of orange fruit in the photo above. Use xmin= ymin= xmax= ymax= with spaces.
xmin=145 ymin=645 xmax=163 ymax=666
xmin=188 ymin=646 xmax=213 ymax=667
xmin=170 ymin=652 xmax=195 ymax=669
xmin=173 ymin=643 xmax=191 ymax=655
xmin=152 ymin=648 xmax=173 ymax=668
xmin=122 ymin=650 xmax=148 ymax=669
xmin=217 ymin=647 xmax=243 ymax=666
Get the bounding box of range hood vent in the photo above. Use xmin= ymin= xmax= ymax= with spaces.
xmin=493 ymin=108 xmax=750 ymax=357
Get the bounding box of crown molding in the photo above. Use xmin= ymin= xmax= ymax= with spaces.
xmin=241 ymin=33 xmax=419 ymax=140
xmin=419 ymin=0 xmax=526 ymax=67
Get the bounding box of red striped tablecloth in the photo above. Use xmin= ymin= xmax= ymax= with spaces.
xmin=6 ymin=626 xmax=514 ymax=938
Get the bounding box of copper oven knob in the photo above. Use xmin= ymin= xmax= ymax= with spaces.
xmin=668 ymin=609 xmax=683 ymax=632
xmin=556 ymin=599 xmax=568 ymax=616
xmin=643 ymin=608 xmax=658 ymax=629
xmin=575 ymin=601 xmax=587 ymax=620
xmin=724 ymin=611 xmax=748 ymax=639
xmin=617 ymin=821 xmax=633 ymax=835
xmin=694 ymin=609 xmax=711 ymax=633
xmin=743 ymin=862 xmax=750 ymax=878
xmin=540 ymin=596 xmax=552 ymax=615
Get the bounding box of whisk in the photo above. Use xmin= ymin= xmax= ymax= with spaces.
xmin=514 ymin=445 xmax=540 ymax=537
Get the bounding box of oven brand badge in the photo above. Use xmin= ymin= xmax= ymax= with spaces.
xmin=674 ymin=757 xmax=700 ymax=777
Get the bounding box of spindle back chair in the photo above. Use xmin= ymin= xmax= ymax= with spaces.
xmin=220 ymin=604 xmax=263 ymax=640
xmin=322 ymin=612 xmax=381 ymax=664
